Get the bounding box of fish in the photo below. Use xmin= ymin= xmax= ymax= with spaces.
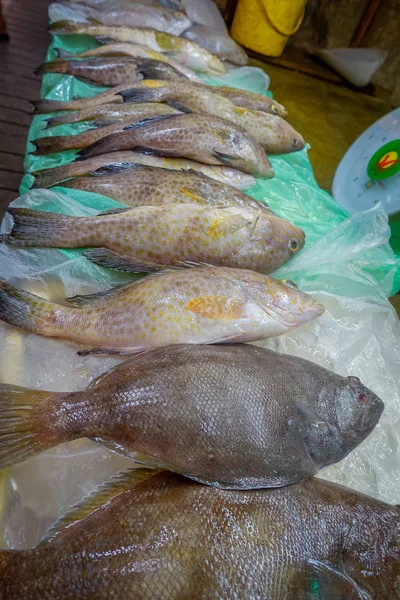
xmin=31 ymin=114 xmax=180 ymax=155
xmin=77 ymin=113 xmax=274 ymax=178
xmin=49 ymin=21 xmax=226 ymax=75
xmin=0 ymin=344 xmax=383 ymax=487
xmin=31 ymin=151 xmax=257 ymax=190
xmin=49 ymin=1 xmax=192 ymax=36
xmin=3 ymin=204 xmax=305 ymax=274
xmin=118 ymin=80 xmax=304 ymax=153
xmin=201 ymin=84 xmax=287 ymax=117
xmin=54 ymin=43 xmax=202 ymax=81
xmin=0 ymin=265 xmax=324 ymax=355
xmin=0 ymin=470 xmax=398 ymax=599
xmin=43 ymin=101 xmax=182 ymax=129
xmin=46 ymin=163 xmax=266 ymax=209
xmin=182 ymin=24 xmax=248 ymax=66
xmin=35 ymin=57 xmax=188 ymax=86
xmin=75 ymin=0 xmax=186 ymax=11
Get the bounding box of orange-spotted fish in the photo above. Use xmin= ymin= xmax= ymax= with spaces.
xmin=118 ymin=80 xmax=304 ymax=153
xmin=77 ymin=113 xmax=274 ymax=178
xmin=0 ymin=266 xmax=324 ymax=355
xmin=47 ymin=163 xmax=266 ymax=210
xmin=3 ymin=204 xmax=305 ymax=274
xmin=31 ymin=151 xmax=256 ymax=190
xmin=0 ymin=471 xmax=397 ymax=599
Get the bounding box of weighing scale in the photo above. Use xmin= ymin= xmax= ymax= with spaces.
xmin=333 ymin=108 xmax=400 ymax=255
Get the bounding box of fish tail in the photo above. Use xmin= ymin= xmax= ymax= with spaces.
xmin=32 ymin=164 xmax=76 ymax=188
xmin=34 ymin=60 xmax=68 ymax=76
xmin=44 ymin=113 xmax=75 ymax=129
xmin=31 ymin=134 xmax=76 ymax=155
xmin=0 ymin=383 xmax=64 ymax=469
xmin=49 ymin=19 xmax=82 ymax=35
xmin=0 ymin=280 xmax=72 ymax=338
xmin=30 ymin=98 xmax=69 ymax=114
xmin=78 ymin=135 xmax=117 ymax=160
xmin=1 ymin=208 xmax=83 ymax=248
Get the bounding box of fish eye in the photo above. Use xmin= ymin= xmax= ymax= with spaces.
xmin=282 ymin=279 xmax=298 ymax=288
xmin=289 ymin=239 xmax=298 ymax=250
xmin=292 ymin=139 xmax=298 ymax=147
xmin=358 ymin=393 xmax=367 ymax=403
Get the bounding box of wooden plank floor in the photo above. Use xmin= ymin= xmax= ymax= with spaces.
xmin=0 ymin=0 xmax=51 ymax=219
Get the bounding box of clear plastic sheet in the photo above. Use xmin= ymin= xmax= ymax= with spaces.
xmin=1 ymin=24 xmax=400 ymax=551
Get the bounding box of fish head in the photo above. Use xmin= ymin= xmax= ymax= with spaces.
xmin=270 ymin=101 xmax=288 ymax=118
xmin=276 ymin=118 xmax=305 ymax=153
xmin=253 ymin=215 xmax=305 ymax=266
xmin=220 ymin=167 xmax=256 ymax=190
xmin=334 ymin=376 xmax=384 ymax=444
xmin=237 ymin=272 xmax=325 ymax=330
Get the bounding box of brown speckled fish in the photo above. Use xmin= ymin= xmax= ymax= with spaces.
xmin=3 ymin=204 xmax=305 ymax=274
xmin=35 ymin=57 xmax=188 ymax=86
xmin=0 ymin=266 xmax=324 ymax=355
xmin=49 ymin=163 xmax=266 ymax=210
xmin=77 ymin=113 xmax=274 ymax=178
xmin=118 ymin=80 xmax=304 ymax=153
xmin=0 ymin=470 xmax=398 ymax=599
xmin=31 ymin=151 xmax=256 ymax=190
xmin=0 ymin=345 xmax=383 ymax=487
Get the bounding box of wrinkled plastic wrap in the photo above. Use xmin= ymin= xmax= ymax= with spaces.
xmin=1 ymin=27 xmax=400 ymax=551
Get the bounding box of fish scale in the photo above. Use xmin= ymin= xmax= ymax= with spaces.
xmin=0 ymin=470 xmax=397 ymax=598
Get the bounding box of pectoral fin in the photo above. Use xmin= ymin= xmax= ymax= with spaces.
xmin=208 ymin=214 xmax=253 ymax=238
xmin=287 ymin=559 xmax=371 ymax=600
xmin=187 ymin=295 xmax=248 ymax=320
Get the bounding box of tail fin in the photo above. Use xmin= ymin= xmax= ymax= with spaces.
xmin=34 ymin=60 xmax=67 ymax=77
xmin=0 ymin=384 xmax=60 ymax=469
xmin=0 ymin=279 xmax=70 ymax=337
xmin=31 ymin=134 xmax=78 ymax=155
xmin=49 ymin=19 xmax=82 ymax=35
xmin=45 ymin=113 xmax=75 ymax=129
xmin=1 ymin=208 xmax=78 ymax=247
xmin=32 ymin=165 xmax=74 ymax=188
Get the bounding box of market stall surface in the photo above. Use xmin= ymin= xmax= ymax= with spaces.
xmin=0 ymin=0 xmax=49 ymax=218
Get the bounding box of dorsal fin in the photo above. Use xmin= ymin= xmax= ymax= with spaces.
xmin=38 ymin=468 xmax=160 ymax=545
xmin=66 ymin=280 xmax=139 ymax=307
xmin=122 ymin=113 xmax=182 ymax=131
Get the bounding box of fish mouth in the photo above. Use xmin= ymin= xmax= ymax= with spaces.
xmin=209 ymin=57 xmax=226 ymax=75
xmin=299 ymin=299 xmax=325 ymax=320
xmin=292 ymin=133 xmax=305 ymax=151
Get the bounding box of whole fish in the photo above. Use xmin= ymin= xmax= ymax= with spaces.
xmin=35 ymin=57 xmax=187 ymax=86
xmin=0 ymin=344 xmax=383 ymax=488
xmin=47 ymin=163 xmax=266 ymax=209
xmin=0 ymin=266 xmax=324 ymax=354
xmin=77 ymin=113 xmax=274 ymax=178
xmin=55 ymin=43 xmax=202 ymax=81
xmin=3 ymin=204 xmax=305 ymax=274
xmin=31 ymin=113 xmax=180 ymax=155
xmin=182 ymin=24 xmax=248 ymax=66
xmin=198 ymin=84 xmax=287 ymax=117
xmin=49 ymin=1 xmax=192 ymax=36
xmin=0 ymin=470 xmax=398 ymax=599
xmin=44 ymin=101 xmax=182 ymax=129
xmin=119 ymin=80 xmax=304 ymax=153
xmin=32 ymin=151 xmax=257 ymax=190
xmin=49 ymin=21 xmax=226 ymax=75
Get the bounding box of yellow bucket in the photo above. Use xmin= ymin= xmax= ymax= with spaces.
xmin=231 ymin=0 xmax=306 ymax=57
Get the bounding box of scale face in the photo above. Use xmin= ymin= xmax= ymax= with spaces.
xmin=333 ymin=108 xmax=400 ymax=217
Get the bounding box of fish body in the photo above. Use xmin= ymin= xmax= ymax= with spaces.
xmin=119 ymin=80 xmax=304 ymax=153
xmin=36 ymin=57 xmax=188 ymax=86
xmin=49 ymin=21 xmax=226 ymax=75
xmin=0 ymin=266 xmax=324 ymax=354
xmin=44 ymin=101 xmax=181 ymax=129
xmin=3 ymin=204 xmax=305 ymax=274
xmin=32 ymin=151 xmax=257 ymax=190
xmin=48 ymin=163 xmax=265 ymax=210
xmin=0 ymin=345 xmax=383 ymax=487
xmin=50 ymin=1 xmax=192 ymax=35
xmin=204 ymin=84 xmax=287 ymax=117
xmin=78 ymin=113 xmax=274 ymax=178
xmin=182 ymin=24 xmax=248 ymax=66
xmin=0 ymin=471 xmax=398 ymax=599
